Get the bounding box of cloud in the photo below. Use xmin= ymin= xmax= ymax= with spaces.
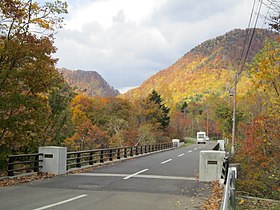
xmin=54 ymin=0 xmax=265 ymax=90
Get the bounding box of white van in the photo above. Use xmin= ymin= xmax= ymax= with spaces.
xmin=197 ymin=131 xmax=206 ymax=144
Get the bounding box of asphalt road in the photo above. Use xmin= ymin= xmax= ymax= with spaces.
xmin=0 ymin=142 xmax=217 ymax=210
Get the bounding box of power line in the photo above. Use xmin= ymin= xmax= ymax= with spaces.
xmin=231 ymin=0 xmax=264 ymax=155
xmin=238 ymin=0 xmax=257 ymax=68
xmin=261 ymin=0 xmax=273 ymax=28
xmin=239 ymin=0 xmax=264 ymax=75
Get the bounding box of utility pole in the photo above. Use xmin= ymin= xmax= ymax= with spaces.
xmin=206 ymin=112 xmax=209 ymax=136
xmin=206 ymin=104 xmax=209 ymax=136
xmin=231 ymin=69 xmax=238 ymax=155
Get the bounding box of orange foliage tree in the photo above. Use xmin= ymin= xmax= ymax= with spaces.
xmin=65 ymin=95 xmax=109 ymax=150
xmin=236 ymin=40 xmax=280 ymax=199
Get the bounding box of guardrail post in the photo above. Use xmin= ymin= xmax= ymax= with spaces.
xmin=7 ymin=156 xmax=15 ymax=176
xmin=117 ymin=148 xmax=121 ymax=159
xmin=100 ymin=150 xmax=104 ymax=163
xmin=34 ymin=155 xmax=39 ymax=172
xmin=148 ymin=145 xmax=151 ymax=153
xmin=76 ymin=153 xmax=81 ymax=168
xmin=124 ymin=148 xmax=127 ymax=158
xmin=89 ymin=152 xmax=94 ymax=165
xmin=135 ymin=146 xmax=139 ymax=155
xmin=130 ymin=147 xmax=133 ymax=156
xmin=109 ymin=149 xmax=113 ymax=161
xmin=144 ymin=145 xmax=147 ymax=153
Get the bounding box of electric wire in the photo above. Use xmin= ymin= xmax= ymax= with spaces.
xmin=239 ymin=0 xmax=264 ymax=75
xmin=261 ymin=0 xmax=273 ymax=28
xmin=238 ymin=0 xmax=257 ymax=68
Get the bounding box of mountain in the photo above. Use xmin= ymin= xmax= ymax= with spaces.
xmin=58 ymin=68 xmax=120 ymax=97
xmin=121 ymin=28 xmax=279 ymax=107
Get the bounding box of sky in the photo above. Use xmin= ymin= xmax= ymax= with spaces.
xmin=53 ymin=0 xmax=267 ymax=93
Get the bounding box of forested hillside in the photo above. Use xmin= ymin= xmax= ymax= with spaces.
xmin=121 ymin=29 xmax=278 ymax=108
xmin=59 ymin=68 xmax=120 ymax=97
xmin=0 ymin=0 xmax=279 ymax=201
xmin=121 ymin=28 xmax=280 ymax=200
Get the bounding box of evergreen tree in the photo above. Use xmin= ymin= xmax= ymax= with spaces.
xmin=149 ymin=90 xmax=170 ymax=129
xmin=181 ymin=101 xmax=188 ymax=118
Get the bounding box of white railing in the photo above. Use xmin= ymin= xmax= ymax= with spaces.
xmin=220 ymin=167 xmax=236 ymax=210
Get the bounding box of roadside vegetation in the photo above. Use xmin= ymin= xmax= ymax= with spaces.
xmin=0 ymin=0 xmax=279 ymax=206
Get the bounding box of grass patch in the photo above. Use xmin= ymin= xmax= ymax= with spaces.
xmin=237 ymin=198 xmax=280 ymax=210
xmin=183 ymin=137 xmax=196 ymax=147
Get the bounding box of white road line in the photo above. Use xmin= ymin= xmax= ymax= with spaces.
xmin=136 ymin=174 xmax=197 ymax=181
xmin=123 ymin=169 xmax=149 ymax=180
xmin=188 ymin=150 xmax=192 ymax=153
xmin=73 ymin=173 xmax=197 ymax=181
xmin=194 ymin=148 xmax=198 ymax=150
xmin=33 ymin=194 xmax=87 ymax=210
xmin=177 ymin=153 xmax=184 ymax=157
xmin=75 ymin=173 xmax=130 ymax=177
xmin=161 ymin=159 xmax=172 ymax=164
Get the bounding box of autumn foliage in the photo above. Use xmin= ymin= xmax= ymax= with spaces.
xmin=0 ymin=0 xmax=70 ymax=169
xmin=235 ymin=39 xmax=280 ymax=200
xmin=1 ymin=3 xmax=280 ymax=204
xmin=236 ymin=117 xmax=280 ymax=199
xmin=64 ymin=91 xmax=171 ymax=151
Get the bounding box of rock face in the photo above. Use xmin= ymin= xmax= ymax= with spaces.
xmin=58 ymin=68 xmax=120 ymax=97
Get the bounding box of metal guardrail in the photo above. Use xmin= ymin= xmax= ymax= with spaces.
xmin=67 ymin=143 xmax=173 ymax=170
xmin=6 ymin=143 xmax=173 ymax=176
xmin=220 ymin=167 xmax=236 ymax=210
xmin=7 ymin=153 xmax=43 ymax=176
xmin=221 ymin=157 xmax=229 ymax=184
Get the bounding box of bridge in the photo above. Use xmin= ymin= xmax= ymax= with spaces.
xmin=0 ymin=142 xmax=218 ymax=210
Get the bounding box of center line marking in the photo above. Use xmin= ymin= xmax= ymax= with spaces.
xmin=161 ymin=159 xmax=172 ymax=164
xmin=123 ymin=169 xmax=149 ymax=180
xmin=178 ymin=153 xmax=184 ymax=157
xmin=188 ymin=150 xmax=192 ymax=153
xmin=194 ymin=148 xmax=198 ymax=150
xmin=33 ymin=194 xmax=87 ymax=210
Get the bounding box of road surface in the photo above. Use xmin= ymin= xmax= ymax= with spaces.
xmin=0 ymin=142 xmax=217 ymax=210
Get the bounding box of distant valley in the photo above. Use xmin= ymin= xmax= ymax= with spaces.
xmin=58 ymin=29 xmax=279 ymax=108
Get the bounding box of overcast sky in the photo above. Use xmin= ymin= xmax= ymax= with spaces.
xmin=54 ymin=0 xmax=267 ymax=93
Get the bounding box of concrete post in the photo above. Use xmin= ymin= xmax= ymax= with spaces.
xmin=172 ymin=139 xmax=180 ymax=147
xmin=217 ymin=140 xmax=225 ymax=151
xmin=199 ymin=150 xmax=226 ymax=182
xmin=39 ymin=146 xmax=67 ymax=175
